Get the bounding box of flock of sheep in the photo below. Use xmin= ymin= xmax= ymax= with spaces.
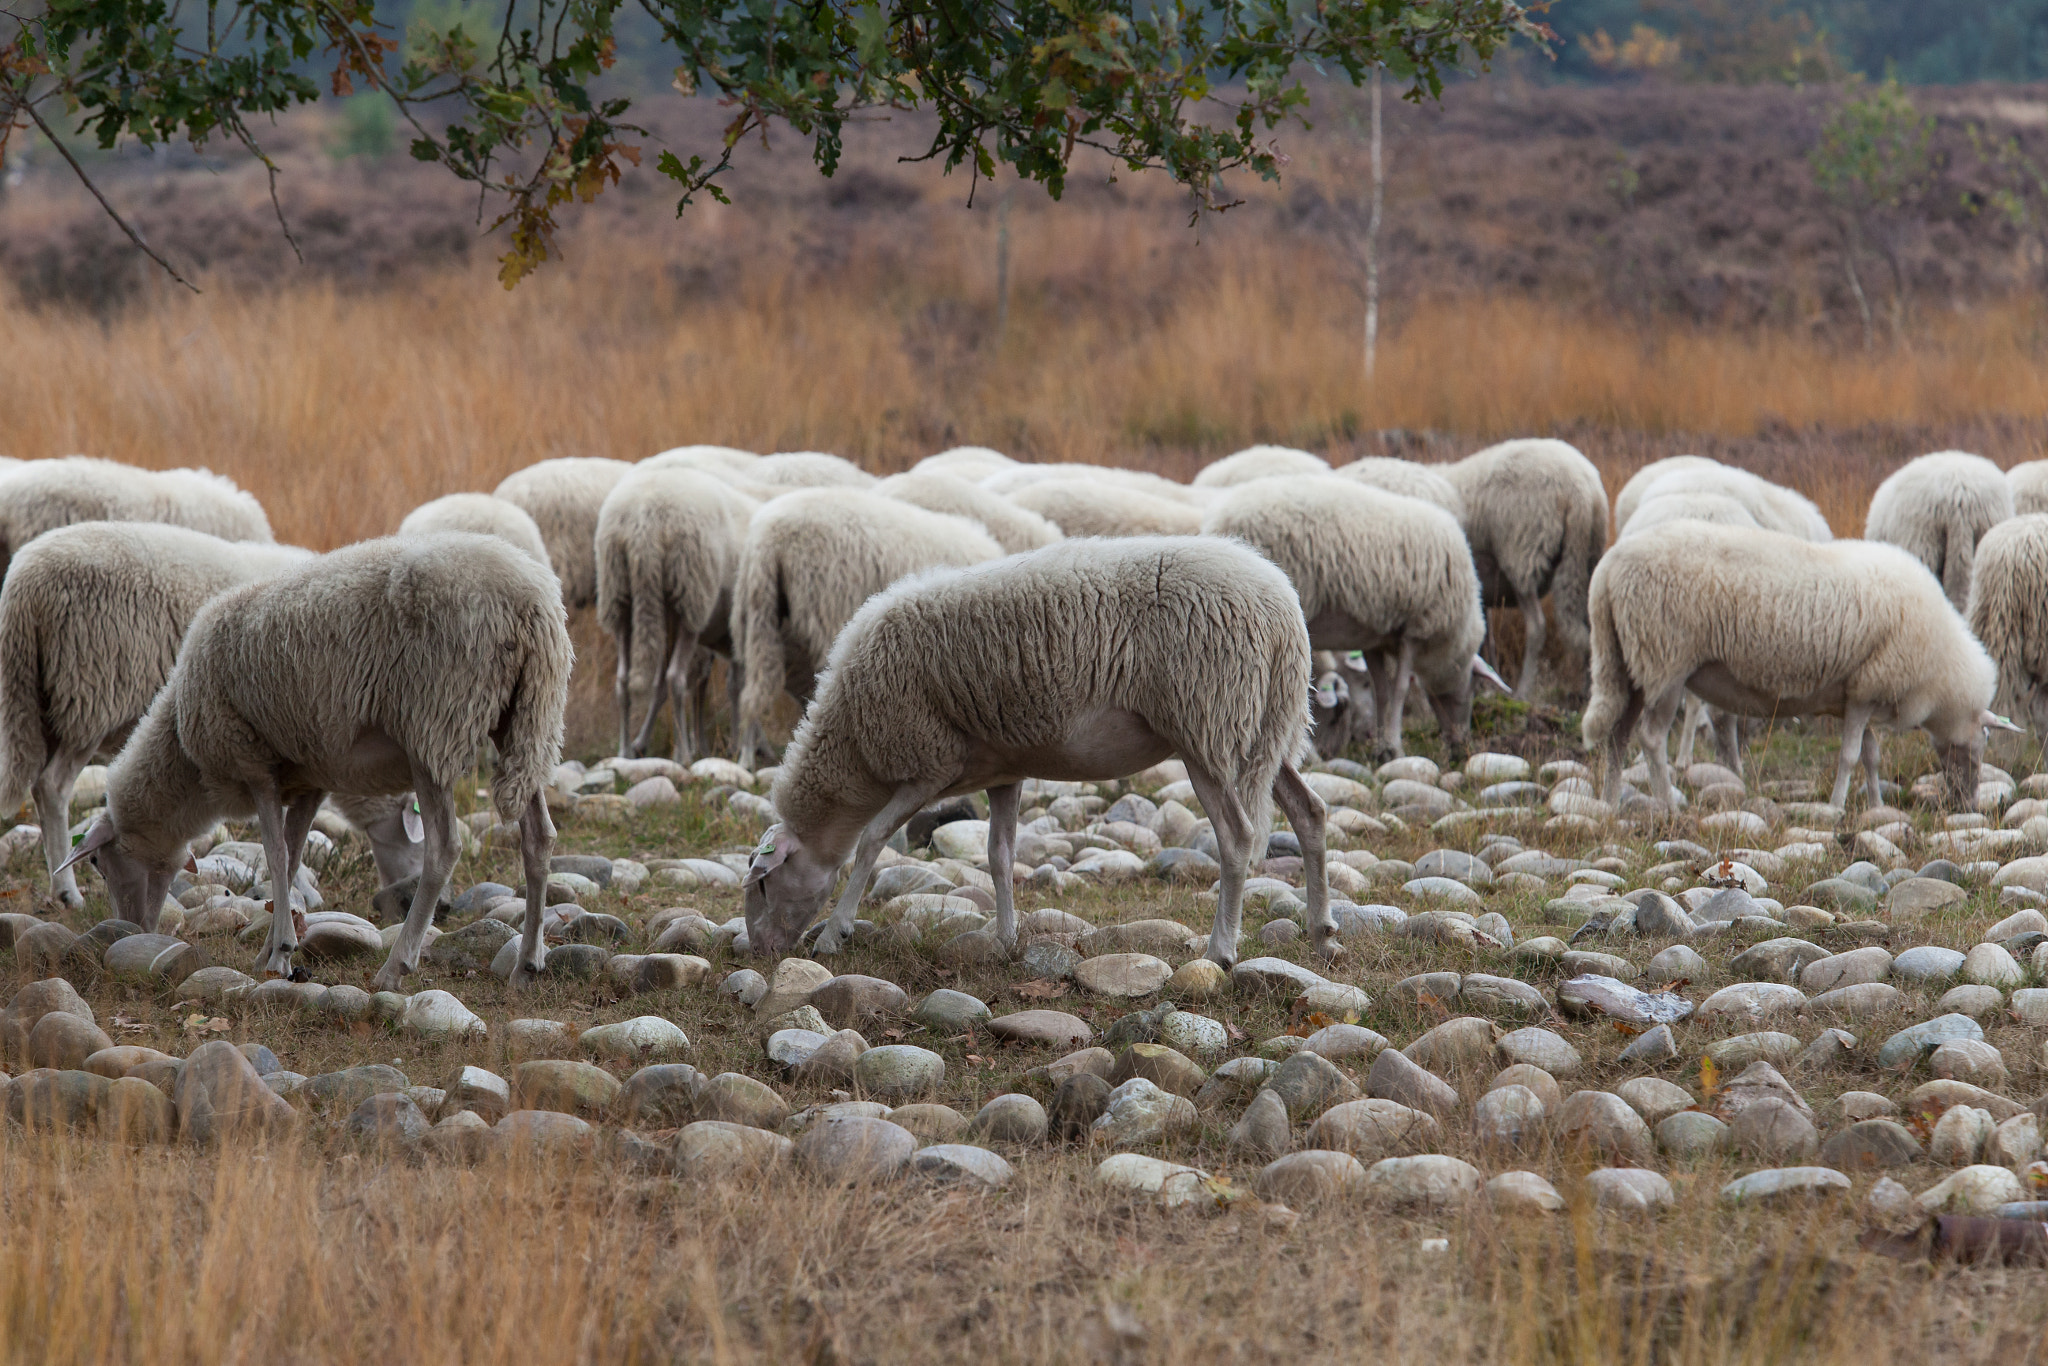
xmin=0 ymin=440 xmax=2044 ymax=986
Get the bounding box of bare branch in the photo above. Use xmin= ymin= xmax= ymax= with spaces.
xmin=23 ymin=98 xmax=199 ymax=291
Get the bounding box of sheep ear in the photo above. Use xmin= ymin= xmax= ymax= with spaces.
xmin=56 ymin=816 xmax=117 ymax=875
xmin=402 ymin=799 xmax=424 ymax=844
xmin=184 ymin=852 xmax=199 ymax=874
xmin=1471 ymin=655 xmax=1512 ymax=694
xmin=1980 ymin=710 xmax=2027 ymax=734
xmin=1314 ymin=676 xmax=1343 ymax=711
xmin=744 ymin=824 xmax=795 ymax=887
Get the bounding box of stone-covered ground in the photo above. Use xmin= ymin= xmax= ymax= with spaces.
xmin=6 ymin=729 xmax=2048 ymax=1364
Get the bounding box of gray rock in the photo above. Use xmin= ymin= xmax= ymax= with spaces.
xmin=296 ymin=1064 xmax=411 ymax=1113
xmin=1366 ymin=1047 xmax=1459 ymax=1116
xmin=1877 ymin=1013 xmax=1983 ymax=1068
xmin=344 ymin=1092 xmax=429 ymax=1149
xmin=986 ymin=1010 xmax=1092 ymax=1048
xmin=1704 ymin=1032 xmax=1803 ymax=1069
xmin=908 ymin=1143 xmax=1014 ymax=1188
xmin=796 ymin=1116 xmax=919 ymax=1182
xmin=401 ymin=989 xmax=486 ymax=1041
xmin=1892 ymin=946 xmax=1967 ymax=983
xmin=424 ymin=918 xmax=516 ymax=972
xmin=1656 ymin=1110 xmax=1730 ymax=1160
xmin=1019 ymin=941 xmax=1082 ymax=982
xmin=1694 ymin=981 xmax=1807 ymax=1023
xmin=888 ymin=1103 xmax=969 ymax=1145
xmin=914 ymin=989 xmax=992 ymax=1033
xmin=719 ymin=969 xmax=768 ymax=1007
xmin=611 ymin=1064 xmax=703 ymax=1127
xmin=1819 ymin=1119 xmax=1921 ymax=1171
xmin=1227 ymin=1088 xmax=1293 ymax=1158
xmin=1729 ymin=938 xmax=1829 ymax=983
xmin=1615 ymin=1076 xmax=1694 ymax=1124
xmin=794 ymin=1030 xmax=869 ymax=1088
xmin=1585 ymin=1167 xmax=1674 ymax=1214
xmin=1728 ymin=1096 xmax=1818 ymax=1162
xmin=1459 ymin=974 xmax=1550 ymax=1019
xmin=1558 ymin=975 xmax=1695 ymax=1026
xmin=1803 ymin=982 xmax=1904 ymax=1019
xmin=1647 ymin=944 xmax=1709 ymax=980
xmin=1556 ymin=1090 xmax=1655 ymax=1163
xmin=1090 ymin=1077 xmax=1198 ymax=1147
xmin=1364 ymin=1154 xmax=1483 ymax=1206
xmin=854 ymin=1044 xmax=945 ymax=1100
xmin=1485 ymin=1170 xmax=1565 ymax=1214
xmin=1050 ymin=1073 xmax=1113 ymax=1139
xmin=436 ymin=1065 xmax=511 ymax=1124
xmin=968 ymin=1093 xmax=1049 ymax=1144
xmin=1792 ymin=1029 xmax=1858 ymax=1072
xmin=578 ymin=1016 xmax=690 ymax=1064
xmin=1255 ymin=1150 xmax=1368 ymax=1204
xmin=1496 ymin=1027 xmax=1581 ymax=1075
xmin=1719 ymin=1167 xmax=1852 ymax=1205
xmin=174 ymin=1039 xmax=296 ymax=1144
xmin=1618 ymin=1024 xmax=1678 ymax=1064
xmin=510 ymin=1060 xmax=621 ymax=1118
xmin=695 ymin=1072 xmax=790 ymax=1130
xmin=1474 ymin=1084 xmax=1546 ymax=1152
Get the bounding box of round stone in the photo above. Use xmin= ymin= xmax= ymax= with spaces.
xmin=853 ymin=1044 xmax=945 ymax=1100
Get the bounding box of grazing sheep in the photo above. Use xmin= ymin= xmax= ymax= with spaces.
xmin=645 ymin=444 xmax=759 ymax=475
xmin=59 ymin=533 xmax=571 ymax=990
xmin=742 ymin=537 xmax=1331 ymax=965
xmin=1201 ymin=478 xmax=1497 ymax=760
xmin=492 ymin=457 xmax=633 ymax=610
xmin=0 ymin=457 xmax=273 ymax=580
xmin=914 ymin=446 xmax=1018 ymax=481
xmin=0 ymin=523 xmax=312 ymax=906
xmin=732 ymin=490 xmax=1004 ymax=745
xmin=327 ymin=792 xmax=428 ymax=895
xmin=1967 ymin=513 xmax=2048 ymax=738
xmin=1612 ymin=455 xmax=1720 ymax=532
xmin=594 ymin=463 xmax=759 ymax=762
xmin=749 ymin=452 xmax=876 ymax=489
xmin=1441 ymin=438 xmax=1609 ymax=699
xmin=1864 ymin=450 xmax=2014 ymax=611
xmin=1192 ymin=445 xmax=1331 ymax=487
xmin=1307 ymin=651 xmax=1377 ymax=758
xmin=874 ymin=470 xmax=1063 ymax=554
xmin=1625 ymin=463 xmax=1832 ymax=541
xmin=1583 ymin=522 xmax=2011 ymax=811
xmin=2011 ymin=460 xmax=2048 ymax=517
xmin=398 ymin=493 xmax=550 ymax=567
xmin=1006 ymin=479 xmax=1206 ymax=537
xmin=982 ymin=463 xmax=1212 ymax=507
xmin=1333 ymin=457 xmax=1466 ymax=522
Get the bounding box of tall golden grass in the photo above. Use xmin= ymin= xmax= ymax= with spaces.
xmin=4 ymin=218 xmax=2046 ymax=549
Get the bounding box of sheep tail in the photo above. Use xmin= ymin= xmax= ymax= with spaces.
xmin=735 ymin=542 xmax=787 ymax=732
xmin=0 ymin=581 xmax=45 ymax=815
xmin=1551 ymin=485 xmax=1608 ymax=665
xmin=1579 ymin=570 xmax=1629 ymax=754
xmin=490 ymin=605 xmax=572 ymax=819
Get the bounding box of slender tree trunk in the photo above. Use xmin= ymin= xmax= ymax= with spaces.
xmin=1840 ymin=216 xmax=1874 ymax=351
xmin=994 ymin=187 xmax=1012 ymax=343
xmin=1364 ymin=65 xmax=1383 ymax=381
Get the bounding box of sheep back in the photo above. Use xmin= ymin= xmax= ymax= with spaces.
xmin=914 ymin=446 xmax=1018 ymax=481
xmin=748 ymin=452 xmax=877 ymax=489
xmin=1444 ymin=438 xmax=1609 ymax=650
xmin=2011 ymin=460 xmax=2048 ymax=517
xmin=1192 ymin=445 xmax=1331 ymax=488
xmin=1864 ymin=450 xmax=2014 ymax=610
xmin=1006 ymin=479 xmax=1205 ymax=537
xmin=1332 ymin=457 xmax=1466 ymax=522
xmin=1612 ymin=455 xmax=1719 ymax=532
xmin=398 ymin=493 xmax=550 ymax=566
xmin=491 ymin=456 xmax=632 ymax=609
xmin=874 ymin=470 xmax=1062 ymax=553
xmin=595 ymin=464 xmax=758 ymax=686
xmin=0 ymin=457 xmax=274 ymax=567
xmin=1967 ymin=513 xmax=2048 ymax=716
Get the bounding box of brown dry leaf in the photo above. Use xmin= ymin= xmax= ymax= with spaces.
xmin=1013 ymin=980 xmax=1065 ymax=999
xmin=183 ymin=1014 xmax=231 ymax=1034
xmin=112 ymin=1013 xmax=148 ymax=1033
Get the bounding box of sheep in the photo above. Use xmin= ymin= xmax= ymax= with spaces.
xmin=874 ymin=470 xmax=1063 ymax=554
xmin=1201 ymin=477 xmax=1499 ymax=760
xmin=1192 ymin=445 xmax=1331 ymax=487
xmin=914 ymin=446 xmax=1018 ymax=481
xmin=1624 ymin=463 xmax=1832 ymax=541
xmin=594 ymin=463 xmax=760 ymax=762
xmin=1967 ymin=513 xmax=2048 ymax=738
xmin=1864 ymin=450 xmax=2014 ymax=611
xmin=1612 ymin=455 xmax=1720 ymax=532
xmin=0 ymin=523 xmax=313 ymax=907
xmin=0 ymin=456 xmax=273 ymax=581
xmin=490 ymin=457 xmax=631 ymax=610
xmin=748 ymin=452 xmax=877 ymax=489
xmin=1440 ymin=438 xmax=1609 ymax=699
xmin=398 ymin=493 xmax=551 ymax=567
xmin=732 ymin=490 xmax=1004 ymax=748
xmin=1307 ymin=652 xmax=1376 ymax=758
xmin=1583 ymin=521 xmax=2012 ymax=812
xmin=1006 ymin=479 xmax=1206 ymax=537
xmin=741 ymin=536 xmax=1332 ymax=966
xmin=2012 ymin=460 xmax=2048 ymax=517
xmin=646 ymin=444 xmax=759 ymax=476
xmin=1333 ymin=457 xmax=1466 ymax=522
xmin=58 ymin=533 xmax=571 ymax=990
xmin=981 ymin=463 xmax=1212 ymax=507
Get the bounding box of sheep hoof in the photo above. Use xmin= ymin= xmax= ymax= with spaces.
xmin=1203 ymin=947 xmax=1237 ymax=972
xmin=1311 ymin=933 xmax=1345 ymax=962
xmin=812 ymin=931 xmax=847 ymax=956
xmin=507 ymin=961 xmax=543 ymax=991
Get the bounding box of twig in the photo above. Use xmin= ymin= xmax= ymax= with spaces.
xmin=23 ymin=98 xmax=198 ymax=291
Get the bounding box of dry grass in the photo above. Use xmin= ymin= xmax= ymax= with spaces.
xmin=4 ymin=224 xmax=2048 ymax=551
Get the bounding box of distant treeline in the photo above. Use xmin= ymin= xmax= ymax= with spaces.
xmin=1550 ymin=0 xmax=2048 ymax=85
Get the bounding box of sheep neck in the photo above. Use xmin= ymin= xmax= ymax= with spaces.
xmin=108 ymin=710 xmax=240 ymax=866
xmin=776 ymin=725 xmax=892 ymax=868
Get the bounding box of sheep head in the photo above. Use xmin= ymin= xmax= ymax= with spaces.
xmin=742 ymin=824 xmax=835 ymax=957
xmin=55 ymin=813 xmax=177 ymax=933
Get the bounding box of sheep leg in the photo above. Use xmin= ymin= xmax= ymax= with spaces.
xmin=1271 ymin=761 xmax=1336 ymax=959
xmin=673 ymin=641 xmax=714 ymax=766
xmin=813 ymin=782 xmax=940 ymax=955
xmin=33 ymin=746 xmax=93 ymax=909
xmin=1711 ymin=709 xmax=1743 ymax=777
xmin=1514 ymin=593 xmax=1547 ymax=700
xmin=1381 ymin=640 xmax=1417 ymax=759
xmin=1186 ymin=763 xmax=1254 ymax=969
xmin=630 ymin=616 xmax=681 ymax=760
xmin=614 ymin=628 xmax=637 ymax=760
xmin=984 ymin=782 xmax=1021 ymax=948
xmin=1829 ymin=704 xmax=1874 ymax=809
xmin=1597 ymin=688 xmax=1647 ymax=807
xmin=282 ymin=791 xmax=322 ymax=910
xmin=507 ymin=792 xmax=554 ymax=988
xmin=1673 ymin=695 xmax=1703 ymax=769
xmin=1638 ymin=685 xmax=1687 ymax=809
xmin=252 ymin=782 xmax=304 ymax=979
xmin=1860 ymin=727 xmax=1883 ymax=806
xmin=370 ymin=776 xmax=457 ymax=991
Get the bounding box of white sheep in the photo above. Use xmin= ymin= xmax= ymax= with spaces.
xmin=981 ymin=462 xmax=1213 ymax=507
xmin=1441 ymin=438 xmax=1609 ymax=699
xmin=1332 ymin=457 xmax=1466 ymax=522
xmin=748 ymin=452 xmax=877 ymax=489
xmin=60 ymin=533 xmax=572 ymax=990
xmin=398 ymin=493 xmax=551 ymax=567
xmin=1201 ymin=477 xmax=1498 ymax=759
xmin=1612 ymin=455 xmax=1720 ymax=532
xmin=2011 ymin=460 xmax=2048 ymax=517
xmin=874 ymin=470 xmax=1063 ymax=554
xmin=1864 ymin=450 xmax=2014 ymax=611
xmin=1967 ymin=513 xmax=2048 ymax=738
xmin=645 ymin=444 xmax=759 ymax=475
xmin=1624 ymin=462 xmax=1832 ymax=541
xmin=492 ymin=457 xmax=632 ymax=610
xmin=594 ymin=463 xmax=759 ymax=762
xmin=741 ymin=536 xmax=1332 ymax=965
xmin=1192 ymin=445 xmax=1331 ymax=487
xmin=1583 ymin=522 xmax=2012 ymax=810
xmin=913 ymin=446 xmax=1018 ymax=481
xmin=0 ymin=456 xmax=273 ymax=579
xmin=0 ymin=523 xmax=312 ymax=906
xmin=1005 ymin=478 xmax=1206 ymax=537
xmin=732 ymin=490 xmax=1004 ymax=747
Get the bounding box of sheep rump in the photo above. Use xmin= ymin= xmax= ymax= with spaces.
xmin=492 ymin=456 xmax=633 ymax=609
xmin=1583 ymin=522 xmax=2001 ymax=810
xmin=874 ymin=470 xmax=1062 ymax=554
xmin=1333 ymin=457 xmax=1466 ymax=522
xmin=0 ymin=522 xmax=311 ymax=906
xmin=399 ymin=493 xmax=550 ymax=566
xmin=0 ymin=457 xmax=273 ymax=579
xmin=1967 ymin=513 xmax=2048 ymax=738
xmin=1005 ymin=479 xmax=1205 ymax=537
xmin=1863 ymin=450 xmax=2014 ymax=611
xmin=743 ymin=536 xmax=1330 ymax=965
xmin=2011 ymin=460 xmax=2048 ymax=517
xmin=1192 ymin=445 xmax=1331 ymax=487
xmin=69 ymin=533 xmax=571 ymax=991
